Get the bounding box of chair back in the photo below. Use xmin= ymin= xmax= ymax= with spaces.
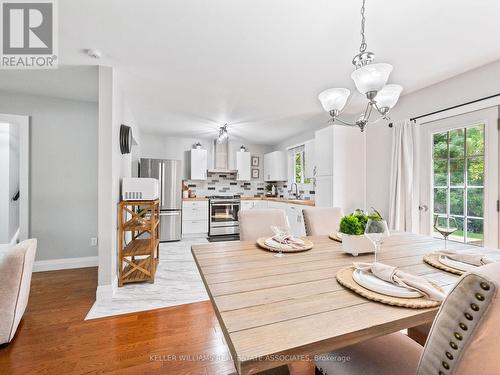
xmin=417 ymin=262 xmax=500 ymax=375
xmin=302 ymin=207 xmax=344 ymax=236
xmin=239 ymin=209 xmax=289 ymax=241
xmin=0 ymin=239 xmax=37 ymax=344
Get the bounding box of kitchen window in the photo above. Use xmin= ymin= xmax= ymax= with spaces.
xmin=288 ymin=146 xmax=311 ymax=184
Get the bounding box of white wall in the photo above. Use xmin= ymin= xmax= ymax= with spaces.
xmin=366 ymin=59 xmax=500 ymax=218
xmin=140 ymin=134 xmax=272 ymax=180
xmin=97 ymin=66 xmax=141 ymax=299
xmin=0 ymin=90 xmax=98 ymax=260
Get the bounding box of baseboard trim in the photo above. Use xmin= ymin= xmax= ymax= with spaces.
xmin=96 ymin=276 xmax=117 ymax=302
xmin=33 ymin=256 xmax=98 ymax=272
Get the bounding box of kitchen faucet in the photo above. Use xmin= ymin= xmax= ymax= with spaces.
xmin=290 ymin=182 xmax=301 ymax=199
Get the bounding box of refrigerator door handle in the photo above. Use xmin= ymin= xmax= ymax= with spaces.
xmin=161 ymin=211 xmax=181 ymax=216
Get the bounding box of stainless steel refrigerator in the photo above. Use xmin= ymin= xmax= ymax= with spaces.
xmin=140 ymin=158 xmax=182 ymax=241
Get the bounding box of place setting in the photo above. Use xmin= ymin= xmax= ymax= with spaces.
xmin=336 ymin=216 xmax=445 ymax=308
xmin=423 ymin=215 xmax=499 ymax=275
xmin=256 ymin=226 xmax=314 ymax=257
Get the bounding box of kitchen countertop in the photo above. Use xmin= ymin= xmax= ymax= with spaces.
xmin=182 ymin=197 xmax=315 ymax=206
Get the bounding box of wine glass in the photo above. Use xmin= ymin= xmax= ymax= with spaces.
xmin=365 ymin=219 xmax=390 ymax=263
xmin=434 ymin=215 xmax=458 ymax=250
xmin=271 ymin=225 xmax=289 ymax=258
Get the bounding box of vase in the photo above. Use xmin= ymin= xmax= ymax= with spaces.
xmin=341 ymin=234 xmax=375 ymax=256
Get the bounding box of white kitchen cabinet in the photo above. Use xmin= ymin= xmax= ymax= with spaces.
xmin=313 ymin=125 xmax=365 ymax=213
xmin=304 ymin=139 xmax=315 ymax=179
xmin=254 ymin=200 xmax=269 ymax=209
xmin=263 ymin=151 xmax=287 ymax=182
xmin=287 ymin=204 xmax=306 ymax=237
xmin=236 ymin=151 xmax=251 ymax=181
xmin=314 ymin=127 xmax=334 ymax=177
xmin=240 ymin=200 xmax=254 ymax=211
xmin=190 ymin=149 xmax=208 ymax=180
xmin=267 ymin=201 xmax=287 ymax=210
xmin=182 ymin=200 xmax=208 ymax=236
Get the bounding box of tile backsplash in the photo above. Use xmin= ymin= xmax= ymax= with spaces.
xmin=185 ymin=173 xmax=315 ymax=200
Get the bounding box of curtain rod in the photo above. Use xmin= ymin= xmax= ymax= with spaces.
xmin=388 ymin=92 xmax=500 ymax=128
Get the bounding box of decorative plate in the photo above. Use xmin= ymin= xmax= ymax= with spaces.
xmin=352 ymin=269 xmax=423 ymax=299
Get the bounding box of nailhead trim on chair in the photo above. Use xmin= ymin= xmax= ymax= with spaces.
xmin=439 ymin=281 xmax=491 ymax=374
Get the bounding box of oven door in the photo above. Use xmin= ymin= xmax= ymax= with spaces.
xmin=210 ymin=201 xmax=240 ymax=227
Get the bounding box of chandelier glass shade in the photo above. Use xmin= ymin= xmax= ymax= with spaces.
xmin=318 ymin=88 xmax=351 ymax=112
xmin=318 ymin=0 xmax=403 ymax=131
xmin=350 ymin=63 xmax=393 ymax=95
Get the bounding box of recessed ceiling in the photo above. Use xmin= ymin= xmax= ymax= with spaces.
xmin=56 ymin=0 xmax=500 ymax=144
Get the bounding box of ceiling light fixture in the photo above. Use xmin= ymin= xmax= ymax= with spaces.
xmin=217 ymin=124 xmax=229 ymax=143
xmin=318 ymin=0 xmax=403 ymax=132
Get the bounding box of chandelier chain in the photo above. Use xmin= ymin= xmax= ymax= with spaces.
xmin=359 ymin=0 xmax=367 ymax=52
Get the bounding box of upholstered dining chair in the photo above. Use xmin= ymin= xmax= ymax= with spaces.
xmin=239 ymin=209 xmax=289 ymax=241
xmin=302 ymin=207 xmax=344 ymax=236
xmin=0 ymin=239 xmax=37 ymax=345
xmin=315 ymin=262 xmax=500 ymax=375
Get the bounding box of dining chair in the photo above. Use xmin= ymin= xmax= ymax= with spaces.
xmin=1 ymin=239 xmax=37 ymax=345
xmin=238 ymin=209 xmax=289 ymax=241
xmin=302 ymin=207 xmax=344 ymax=236
xmin=315 ymin=262 xmax=500 ymax=375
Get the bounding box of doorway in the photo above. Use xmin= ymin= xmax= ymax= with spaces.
xmin=0 ymin=113 xmax=29 ymax=248
xmin=419 ymin=107 xmax=499 ymax=248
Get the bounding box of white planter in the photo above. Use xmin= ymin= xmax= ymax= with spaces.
xmin=341 ymin=234 xmax=375 ymax=256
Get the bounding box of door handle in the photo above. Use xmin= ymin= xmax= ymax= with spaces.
xmin=418 ymin=205 xmax=429 ymax=212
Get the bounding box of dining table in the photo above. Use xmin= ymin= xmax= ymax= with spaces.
xmin=191 ymin=233 xmax=497 ymax=375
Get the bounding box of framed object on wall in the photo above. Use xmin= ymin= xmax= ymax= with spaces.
xmin=251 ymin=168 xmax=259 ymax=179
xmin=251 ymin=156 xmax=259 ymax=167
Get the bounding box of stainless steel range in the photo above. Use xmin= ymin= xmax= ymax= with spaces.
xmin=208 ymin=195 xmax=240 ymax=237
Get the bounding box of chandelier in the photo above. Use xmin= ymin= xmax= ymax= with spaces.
xmin=216 ymin=124 xmax=229 ymax=143
xmin=318 ymin=0 xmax=402 ymax=132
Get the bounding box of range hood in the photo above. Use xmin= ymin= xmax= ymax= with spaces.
xmin=207 ymin=138 xmax=237 ymax=174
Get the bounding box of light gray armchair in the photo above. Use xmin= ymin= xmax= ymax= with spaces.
xmin=316 ymin=262 xmax=500 ymax=375
xmin=0 ymin=239 xmax=37 ymax=345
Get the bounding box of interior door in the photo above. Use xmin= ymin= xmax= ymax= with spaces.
xmin=419 ymin=107 xmax=499 ymax=248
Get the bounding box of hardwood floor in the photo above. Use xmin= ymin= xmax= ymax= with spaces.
xmin=0 ymin=267 xmax=314 ymax=375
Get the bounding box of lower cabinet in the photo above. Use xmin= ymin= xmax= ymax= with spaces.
xmin=287 ymin=204 xmax=306 ymax=237
xmin=182 ymin=201 xmax=208 ymax=236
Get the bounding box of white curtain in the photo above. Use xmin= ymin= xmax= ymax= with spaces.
xmin=388 ymin=120 xmax=419 ymax=232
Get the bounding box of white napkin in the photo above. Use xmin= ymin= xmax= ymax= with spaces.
xmin=354 ymin=262 xmax=445 ymax=301
xmin=438 ymin=250 xmax=495 ymax=267
xmin=265 ymin=227 xmax=305 ymax=249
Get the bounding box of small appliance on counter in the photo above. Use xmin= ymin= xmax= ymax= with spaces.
xmin=122 ymin=178 xmax=159 ymax=201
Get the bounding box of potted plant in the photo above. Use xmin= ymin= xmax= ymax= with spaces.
xmin=339 ymin=209 xmax=382 ymax=256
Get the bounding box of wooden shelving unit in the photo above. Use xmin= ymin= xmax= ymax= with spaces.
xmin=118 ymin=200 xmax=160 ymax=287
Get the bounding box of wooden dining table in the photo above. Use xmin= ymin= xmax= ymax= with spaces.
xmin=191 ymin=233 xmax=496 ymax=375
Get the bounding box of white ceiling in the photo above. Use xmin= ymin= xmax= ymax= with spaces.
xmin=0 ymin=66 xmax=98 ymax=102
xmin=55 ymin=1 xmax=500 ymax=143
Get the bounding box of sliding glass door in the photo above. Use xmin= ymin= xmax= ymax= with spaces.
xmin=420 ymin=107 xmax=499 ymax=248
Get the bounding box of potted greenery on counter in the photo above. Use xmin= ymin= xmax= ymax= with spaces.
xmin=339 ymin=208 xmax=383 ymax=256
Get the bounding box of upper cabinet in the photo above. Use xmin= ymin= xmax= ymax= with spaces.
xmin=314 ymin=126 xmax=334 ymax=176
xmin=236 ymin=151 xmax=251 ymax=181
xmin=304 ymin=139 xmax=315 ymax=179
xmin=190 ymin=148 xmax=207 ymax=180
xmin=264 ymin=151 xmax=287 ymax=181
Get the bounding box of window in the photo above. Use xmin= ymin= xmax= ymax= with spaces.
xmin=289 ymin=146 xmax=310 ymax=184
xmin=432 ymin=125 xmax=485 ymax=245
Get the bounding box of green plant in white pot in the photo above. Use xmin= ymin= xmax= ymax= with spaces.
xmin=339 ymin=209 xmax=382 ymax=256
